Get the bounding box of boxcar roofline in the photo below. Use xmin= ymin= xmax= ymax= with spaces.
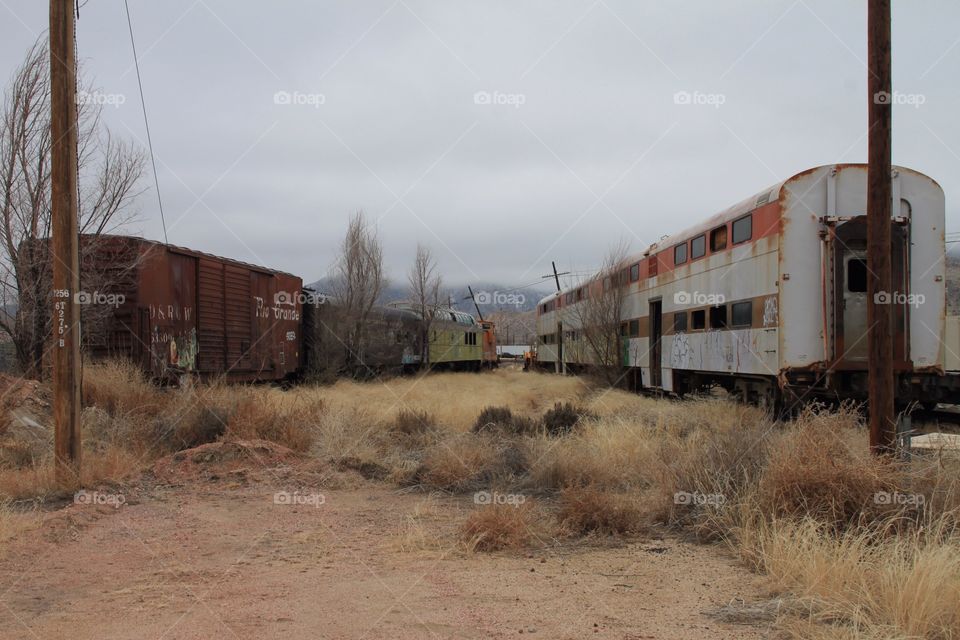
xmin=96 ymin=234 xmax=298 ymax=279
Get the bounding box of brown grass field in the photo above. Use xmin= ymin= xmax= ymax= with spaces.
xmin=0 ymin=361 xmax=958 ymax=639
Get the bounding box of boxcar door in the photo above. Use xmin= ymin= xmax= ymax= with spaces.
xmin=224 ymin=265 xmax=253 ymax=372
xmin=197 ymin=258 xmax=226 ymax=374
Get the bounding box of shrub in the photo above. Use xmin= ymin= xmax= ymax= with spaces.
xmin=173 ymin=405 xmax=230 ymax=450
xmin=473 ymin=406 xmax=513 ymax=432
xmin=227 ymin=392 xmax=320 ymax=452
xmin=557 ymin=485 xmax=642 ymax=535
xmin=460 ymin=502 xmax=547 ymax=551
xmin=415 ymin=434 xmax=499 ymax=492
xmin=0 ymin=440 xmax=37 ymax=469
xmin=755 ymin=406 xmax=902 ymax=531
xmin=472 ymin=406 xmax=538 ymax=436
xmin=82 ymin=359 xmax=162 ymax=417
xmin=542 ymin=402 xmax=593 ymax=436
xmin=395 ymin=408 xmax=435 ymax=435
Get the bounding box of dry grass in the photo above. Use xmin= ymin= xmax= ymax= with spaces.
xmin=745 ymin=517 xmax=960 ymax=639
xmin=557 ymin=485 xmax=643 ymax=536
xmin=81 ymin=359 xmax=163 ymax=417
xmin=753 ymin=406 xmax=903 ymax=530
xmin=415 ymin=433 xmax=502 ymax=491
xmin=460 ymin=501 xmax=551 ymax=552
xmin=0 ymin=447 xmax=141 ymax=499
xmin=5 ymin=361 xmax=960 ymax=637
xmin=227 ymin=389 xmax=323 ymax=452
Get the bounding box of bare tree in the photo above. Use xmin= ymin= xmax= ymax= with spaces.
xmin=406 ymin=243 xmax=442 ymax=366
xmin=330 ymin=210 xmax=385 ymax=373
xmin=0 ymin=38 xmax=146 ymax=377
xmin=571 ymin=241 xmax=629 ymax=384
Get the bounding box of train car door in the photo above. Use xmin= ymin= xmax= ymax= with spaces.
xmin=833 ymin=217 xmax=909 ymax=366
xmin=842 ymin=252 xmax=869 ymax=362
xmin=649 ymin=300 xmax=662 ymax=387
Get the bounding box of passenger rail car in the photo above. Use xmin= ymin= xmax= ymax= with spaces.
xmin=536 ymin=164 xmax=959 ymax=408
xmin=385 ymin=303 xmax=488 ymax=370
xmin=302 ymin=300 xmax=425 ymax=375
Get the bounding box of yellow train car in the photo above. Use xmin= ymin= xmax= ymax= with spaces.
xmin=428 ymin=309 xmax=482 ymax=370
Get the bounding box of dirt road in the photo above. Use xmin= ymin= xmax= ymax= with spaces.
xmin=0 ymin=471 xmax=769 ymax=639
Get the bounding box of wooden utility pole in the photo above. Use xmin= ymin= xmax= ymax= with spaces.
xmin=50 ymin=0 xmax=83 ymax=484
xmin=465 ymin=286 xmax=484 ymax=322
xmin=867 ymin=0 xmax=896 ymax=455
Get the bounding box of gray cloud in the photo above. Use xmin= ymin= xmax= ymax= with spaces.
xmin=1 ymin=0 xmax=958 ymax=289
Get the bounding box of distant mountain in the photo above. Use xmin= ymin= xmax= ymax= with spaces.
xmin=306 ymin=278 xmax=550 ymax=315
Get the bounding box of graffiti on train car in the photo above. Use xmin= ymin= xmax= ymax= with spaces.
xmin=150 ymin=304 xmax=193 ymax=322
xmin=762 ymin=296 xmax=778 ymax=327
xmin=151 ymin=326 xmax=198 ymax=371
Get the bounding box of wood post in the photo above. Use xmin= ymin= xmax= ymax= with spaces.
xmin=867 ymin=0 xmax=896 ymax=454
xmin=50 ymin=0 xmax=83 ymax=484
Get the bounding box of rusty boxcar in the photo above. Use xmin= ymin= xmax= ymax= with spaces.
xmin=81 ymin=235 xmax=302 ymax=383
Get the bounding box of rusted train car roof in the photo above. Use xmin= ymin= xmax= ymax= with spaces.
xmin=90 ymin=234 xmax=300 ymax=280
xmin=536 ymin=163 xmax=938 ymax=307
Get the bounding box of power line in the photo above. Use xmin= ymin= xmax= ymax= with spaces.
xmin=124 ymin=0 xmax=168 ymax=244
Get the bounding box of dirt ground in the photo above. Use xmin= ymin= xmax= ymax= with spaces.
xmin=0 ymin=461 xmax=771 ymax=640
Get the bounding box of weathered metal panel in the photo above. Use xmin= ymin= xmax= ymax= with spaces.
xmin=197 ymin=257 xmax=226 ymax=373
xmin=946 ymin=316 xmax=960 ymax=372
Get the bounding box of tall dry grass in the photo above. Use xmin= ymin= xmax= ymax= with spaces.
xmin=744 ymin=517 xmax=960 ymax=639
xmin=2 ymin=361 xmax=959 ymax=637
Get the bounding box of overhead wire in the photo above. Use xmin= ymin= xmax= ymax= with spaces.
xmin=123 ymin=0 xmax=168 ymax=243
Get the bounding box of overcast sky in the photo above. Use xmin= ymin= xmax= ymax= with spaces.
xmin=2 ymin=0 xmax=958 ymax=290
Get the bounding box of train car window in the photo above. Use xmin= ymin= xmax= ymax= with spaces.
xmin=674 ymin=243 xmax=688 ymax=265
xmin=691 ymin=309 xmax=706 ymax=330
xmin=620 ymin=322 xmax=628 ymax=337
xmin=576 ymin=288 xmax=584 ymax=301
xmin=848 ymin=259 xmax=868 ymax=292
xmin=731 ymin=301 xmax=752 ymax=327
xmin=732 ymin=214 xmax=752 ymax=244
xmin=674 ymin=312 xmax=687 ymax=332
xmin=629 ymin=319 xmax=640 ymax=337
xmin=565 ymin=292 xmax=574 ymax=304
xmin=710 ymin=225 xmax=727 ymax=251
xmin=691 ymin=234 xmax=706 ymax=259
xmin=629 ymin=263 xmax=640 ymax=282
xmin=709 ymin=305 xmax=728 ymax=329
xmin=648 ymin=255 xmax=658 ymax=277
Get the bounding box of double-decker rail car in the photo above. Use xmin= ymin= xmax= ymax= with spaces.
xmin=536 ymin=164 xmax=959 ymax=409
